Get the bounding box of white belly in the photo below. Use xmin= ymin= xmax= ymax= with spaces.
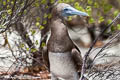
xmin=49 ymin=52 xmax=79 ymax=79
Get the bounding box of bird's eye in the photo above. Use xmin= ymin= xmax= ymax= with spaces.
xmin=64 ymin=8 xmax=69 ymax=11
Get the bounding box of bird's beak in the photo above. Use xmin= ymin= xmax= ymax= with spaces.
xmin=63 ymin=6 xmax=89 ymax=17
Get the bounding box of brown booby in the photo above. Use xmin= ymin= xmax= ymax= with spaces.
xmin=42 ymin=3 xmax=89 ymax=80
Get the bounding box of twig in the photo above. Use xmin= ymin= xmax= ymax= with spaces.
xmin=0 ymin=0 xmax=35 ymax=34
xmin=80 ymin=13 xmax=120 ymax=80
xmin=93 ymin=31 xmax=120 ymax=62
xmin=0 ymin=0 xmax=17 ymax=34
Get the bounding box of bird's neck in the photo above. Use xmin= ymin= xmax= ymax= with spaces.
xmin=51 ymin=18 xmax=68 ymax=36
xmin=48 ymin=18 xmax=74 ymax=52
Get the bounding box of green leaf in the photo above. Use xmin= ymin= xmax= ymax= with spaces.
xmin=39 ymin=25 xmax=44 ymax=30
xmin=7 ymin=0 xmax=10 ymax=2
xmin=88 ymin=0 xmax=92 ymax=5
xmin=60 ymin=0 xmax=69 ymax=3
xmin=86 ymin=6 xmax=92 ymax=15
xmin=46 ymin=5 xmax=49 ymax=9
xmin=36 ymin=17 xmax=40 ymax=21
xmin=94 ymin=2 xmax=99 ymax=8
xmin=48 ymin=13 xmax=52 ymax=19
xmin=103 ymin=4 xmax=112 ymax=13
xmin=117 ymin=24 xmax=120 ymax=30
xmin=31 ymin=48 xmax=37 ymax=52
xmin=111 ymin=26 xmax=116 ymax=32
xmin=69 ymin=0 xmax=74 ymax=2
xmin=89 ymin=18 xmax=95 ymax=24
xmin=43 ymin=20 xmax=47 ymax=25
xmin=35 ymin=2 xmax=39 ymax=7
xmin=76 ymin=6 xmax=85 ymax=11
xmin=41 ymin=0 xmax=46 ymax=4
xmin=44 ymin=13 xmax=48 ymax=18
xmin=7 ymin=5 xmax=10 ymax=9
xmin=2 ymin=13 xmax=6 ymax=19
xmin=36 ymin=22 xmax=40 ymax=27
xmin=7 ymin=9 xmax=12 ymax=15
xmin=74 ymin=2 xmax=84 ymax=11
xmin=20 ymin=43 xmax=24 ymax=48
xmin=50 ymin=0 xmax=55 ymax=3
xmin=3 ymin=1 xmax=6 ymax=5
xmin=31 ymin=30 xmax=36 ymax=35
xmin=24 ymin=10 xmax=27 ymax=14
xmin=114 ymin=10 xmax=119 ymax=17
xmin=74 ymin=2 xmax=79 ymax=7
xmin=26 ymin=48 xmax=29 ymax=51
xmin=107 ymin=19 xmax=112 ymax=24
xmin=98 ymin=16 xmax=104 ymax=23
xmin=0 ymin=25 xmax=6 ymax=28
xmin=41 ymin=42 xmax=46 ymax=47
xmin=11 ymin=1 xmax=14 ymax=4
xmin=35 ymin=40 xmax=39 ymax=45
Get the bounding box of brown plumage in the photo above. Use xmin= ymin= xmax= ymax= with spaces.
xmin=42 ymin=3 xmax=88 ymax=80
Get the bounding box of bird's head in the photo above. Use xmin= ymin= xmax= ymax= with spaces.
xmin=51 ymin=3 xmax=88 ymax=19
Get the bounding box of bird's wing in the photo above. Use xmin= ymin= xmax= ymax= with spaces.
xmin=71 ymin=44 xmax=83 ymax=71
xmin=42 ymin=46 xmax=50 ymax=71
xmin=72 ymin=44 xmax=93 ymax=70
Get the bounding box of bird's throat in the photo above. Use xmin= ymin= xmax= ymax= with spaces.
xmin=48 ymin=18 xmax=74 ymax=52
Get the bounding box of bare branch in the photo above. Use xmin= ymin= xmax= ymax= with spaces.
xmin=0 ymin=0 xmax=35 ymax=34
xmin=93 ymin=31 xmax=120 ymax=62
xmin=0 ymin=0 xmax=17 ymax=33
xmin=80 ymin=13 xmax=120 ymax=80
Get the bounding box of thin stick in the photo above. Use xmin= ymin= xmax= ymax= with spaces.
xmin=93 ymin=31 xmax=120 ymax=63
xmin=80 ymin=13 xmax=120 ymax=80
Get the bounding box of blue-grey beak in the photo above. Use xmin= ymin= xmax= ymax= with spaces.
xmin=62 ymin=6 xmax=89 ymax=17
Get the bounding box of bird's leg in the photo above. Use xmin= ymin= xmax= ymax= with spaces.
xmin=51 ymin=73 xmax=59 ymax=80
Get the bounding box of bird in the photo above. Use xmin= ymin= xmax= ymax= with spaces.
xmin=42 ymin=3 xmax=89 ymax=80
xmin=66 ymin=15 xmax=92 ymax=48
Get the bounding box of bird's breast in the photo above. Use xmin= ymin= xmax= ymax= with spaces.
xmin=49 ymin=52 xmax=78 ymax=79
